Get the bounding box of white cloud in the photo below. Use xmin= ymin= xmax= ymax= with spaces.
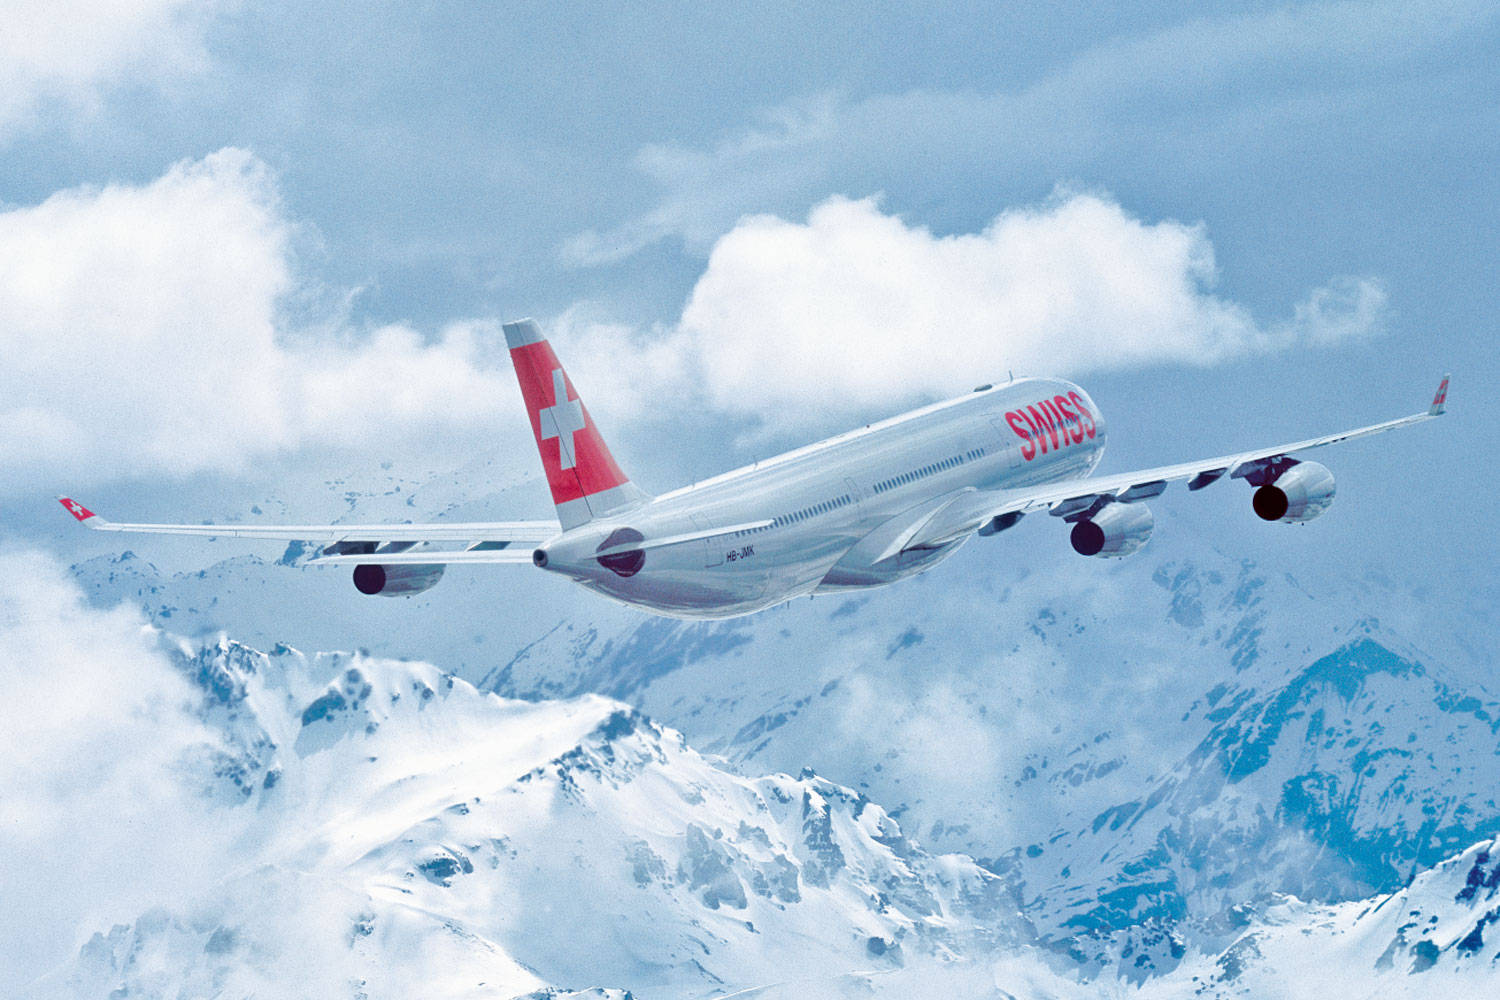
xmin=0 ymin=548 xmax=234 ymax=992
xmin=837 ymin=672 xmax=1010 ymax=808
xmin=0 ymin=0 xmax=213 ymax=139
xmin=0 ymin=149 xmax=523 ymax=490
xmin=0 ymin=152 xmax=1388 ymax=490
xmin=561 ymin=193 xmax=1384 ymax=432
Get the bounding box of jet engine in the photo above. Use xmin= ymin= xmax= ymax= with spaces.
xmin=1252 ymin=461 xmax=1336 ymax=523
xmin=352 ymin=563 xmax=445 ymax=596
xmin=1070 ymin=502 xmax=1153 ymax=558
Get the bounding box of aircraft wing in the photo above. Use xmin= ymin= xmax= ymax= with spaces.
xmin=57 ymin=497 xmax=559 ymax=561
xmin=304 ymin=518 xmax=778 ymax=567
xmin=901 ymin=375 xmax=1449 ymax=552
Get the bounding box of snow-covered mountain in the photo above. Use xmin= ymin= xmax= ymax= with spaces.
xmin=467 ymin=548 xmax=1500 ymax=976
xmin=27 ymin=628 xmax=1500 ymax=999
xmin=1002 ymin=628 xmax=1500 ymax=976
xmin=1136 ymin=836 xmax=1500 ymax=999
xmin=64 ymin=494 xmax=1499 ymax=991
xmin=27 ymin=636 xmax=1034 ymax=999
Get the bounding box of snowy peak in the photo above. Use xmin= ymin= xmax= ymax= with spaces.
xmin=40 ymin=634 xmax=1037 ymax=999
xmin=1146 ymin=838 xmax=1500 ymax=997
xmin=354 ymin=686 xmax=1031 ymax=992
xmin=1005 ymin=632 xmax=1500 ymax=976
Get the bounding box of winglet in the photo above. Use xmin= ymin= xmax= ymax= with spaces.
xmin=1429 ymin=374 xmax=1450 ymax=416
xmin=57 ymin=496 xmax=98 ymax=524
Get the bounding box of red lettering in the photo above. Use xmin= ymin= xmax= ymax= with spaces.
xmin=1019 ymin=408 xmax=1044 ymax=454
xmin=1053 ymin=395 xmax=1082 ymax=444
xmin=1024 ymin=404 xmax=1058 ymax=453
xmin=1041 ymin=400 xmax=1069 ymax=449
xmin=1068 ymin=391 xmax=1096 ymax=439
xmin=1005 ymin=411 xmax=1036 ymax=461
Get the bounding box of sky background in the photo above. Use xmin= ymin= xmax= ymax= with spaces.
xmin=3 ymin=0 xmax=1496 ymax=600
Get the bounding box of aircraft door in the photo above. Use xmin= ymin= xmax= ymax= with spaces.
xmin=990 ymin=417 xmax=1024 ymax=469
xmin=843 ymin=477 xmax=866 ymax=510
xmin=694 ymin=514 xmax=726 ymax=568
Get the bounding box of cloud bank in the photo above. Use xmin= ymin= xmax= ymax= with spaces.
xmin=566 ymin=193 xmax=1384 ymax=430
xmin=0 ymin=0 xmax=212 ymax=139
xmin=0 ymin=549 xmax=233 ymax=992
xmin=1 ymin=153 xmax=1382 ymax=491
xmin=0 ymin=149 xmax=522 ymax=490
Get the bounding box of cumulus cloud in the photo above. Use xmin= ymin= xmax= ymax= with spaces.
xmin=0 ymin=149 xmax=523 ymax=490
xmin=0 ymin=0 xmax=213 ymax=139
xmin=0 ymin=548 xmax=234 ymax=992
xmin=562 ymin=193 xmax=1384 ymax=432
xmin=0 ymin=152 xmax=1388 ymax=490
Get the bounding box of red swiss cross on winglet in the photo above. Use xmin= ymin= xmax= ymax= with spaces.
xmin=58 ymin=497 xmax=96 ymax=522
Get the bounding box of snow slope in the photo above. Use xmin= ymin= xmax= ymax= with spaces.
xmin=27 ymin=636 xmax=1034 ymax=999
xmin=30 ymin=630 xmax=1500 ymax=998
xmin=1137 ymin=837 xmax=1500 ymax=999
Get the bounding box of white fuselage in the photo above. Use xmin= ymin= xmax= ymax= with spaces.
xmin=534 ymin=377 xmax=1106 ymax=618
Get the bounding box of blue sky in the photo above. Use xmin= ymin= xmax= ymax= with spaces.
xmin=3 ymin=0 xmax=1496 ymax=603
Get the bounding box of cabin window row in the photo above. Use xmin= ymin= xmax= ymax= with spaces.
xmin=765 ymin=493 xmax=854 ymax=531
xmin=872 ymin=449 xmax=983 ymax=495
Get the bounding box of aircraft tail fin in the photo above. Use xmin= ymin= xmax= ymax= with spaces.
xmin=1429 ymin=373 xmax=1450 ymax=416
xmin=503 ymin=319 xmax=648 ymax=530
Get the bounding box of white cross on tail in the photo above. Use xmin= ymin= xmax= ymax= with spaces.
xmin=539 ymin=368 xmax=586 ymax=469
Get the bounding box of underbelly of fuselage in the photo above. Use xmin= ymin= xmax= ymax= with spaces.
xmin=814 ymin=537 xmax=968 ymax=592
xmin=576 ymin=543 xmax=837 ymax=619
xmin=579 ymin=566 xmax=794 ymax=619
xmin=575 ymin=533 xmax=973 ymax=619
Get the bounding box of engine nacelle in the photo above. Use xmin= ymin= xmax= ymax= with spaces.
xmin=352 ymin=563 xmax=445 ymax=597
xmin=1070 ymin=502 xmax=1154 ymax=558
xmin=1253 ymin=461 xmax=1336 ymax=523
xmin=1074 ymin=503 xmax=1152 ymax=560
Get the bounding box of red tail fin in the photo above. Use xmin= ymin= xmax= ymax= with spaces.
xmin=503 ymin=319 xmax=646 ymax=529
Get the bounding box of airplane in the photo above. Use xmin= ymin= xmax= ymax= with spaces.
xmin=60 ymin=318 xmax=1450 ymax=620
